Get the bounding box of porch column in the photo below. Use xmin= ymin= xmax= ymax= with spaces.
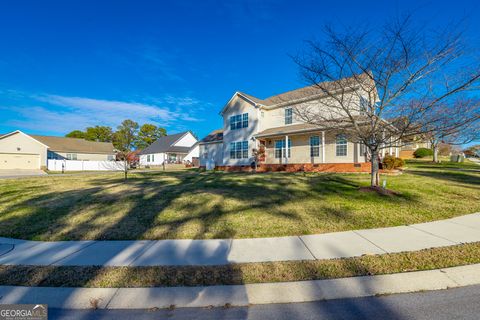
xmin=284 ymin=135 xmax=289 ymax=164
xmin=322 ymin=131 xmax=325 ymax=163
xmin=389 ymin=137 xmax=393 ymax=155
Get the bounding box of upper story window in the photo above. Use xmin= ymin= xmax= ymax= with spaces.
xmin=66 ymin=153 xmax=77 ymax=160
xmin=360 ymin=96 xmax=368 ymax=112
xmin=230 ymin=113 xmax=248 ymax=130
xmin=310 ymin=136 xmax=320 ymax=157
xmin=285 ymin=108 xmax=293 ymax=125
xmin=336 ymin=134 xmax=348 ymax=157
xmin=230 ymin=141 xmax=249 ymax=159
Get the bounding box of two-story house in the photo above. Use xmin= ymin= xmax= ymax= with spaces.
xmin=199 ymin=74 xmax=399 ymax=172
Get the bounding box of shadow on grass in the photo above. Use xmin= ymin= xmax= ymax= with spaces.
xmin=0 ymin=170 xmax=418 ymax=241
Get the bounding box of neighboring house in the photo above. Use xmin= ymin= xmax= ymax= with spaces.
xmin=0 ymin=130 xmax=116 ymax=170
xmin=399 ymin=136 xmax=431 ymax=159
xmin=199 ymin=74 xmax=399 ymax=172
xmin=139 ymin=131 xmax=199 ymax=166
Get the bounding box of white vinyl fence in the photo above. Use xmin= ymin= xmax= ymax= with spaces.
xmin=47 ymin=159 xmax=126 ymax=171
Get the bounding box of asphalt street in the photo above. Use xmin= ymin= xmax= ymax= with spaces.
xmin=50 ymin=284 xmax=480 ymax=320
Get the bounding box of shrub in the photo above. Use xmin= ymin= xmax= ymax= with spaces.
xmin=382 ymin=155 xmax=405 ymax=170
xmin=414 ymin=148 xmax=433 ymax=158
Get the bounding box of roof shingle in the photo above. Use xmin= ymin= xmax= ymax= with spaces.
xmin=30 ymin=135 xmax=115 ymax=154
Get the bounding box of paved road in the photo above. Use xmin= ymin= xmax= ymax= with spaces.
xmin=49 ymin=285 xmax=480 ymax=319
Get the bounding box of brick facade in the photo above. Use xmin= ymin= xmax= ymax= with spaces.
xmin=200 ymin=162 xmax=372 ymax=173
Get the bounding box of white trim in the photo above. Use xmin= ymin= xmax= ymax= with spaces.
xmin=0 ymin=130 xmax=50 ymax=148
xmin=219 ymin=92 xmax=261 ymax=115
xmin=322 ymin=131 xmax=325 ymax=163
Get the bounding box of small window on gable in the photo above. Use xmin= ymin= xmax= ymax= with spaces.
xmin=360 ymin=97 xmax=368 ymax=112
xmin=285 ymin=108 xmax=293 ymax=125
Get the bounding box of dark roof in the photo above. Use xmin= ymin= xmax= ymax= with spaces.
xmin=239 ymin=73 xmax=373 ymax=107
xmin=139 ymin=131 xmax=193 ymax=155
xmin=200 ymin=129 xmax=223 ymax=143
xmin=30 ymin=135 xmax=115 ymax=154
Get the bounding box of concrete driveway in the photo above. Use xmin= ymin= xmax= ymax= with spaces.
xmin=0 ymin=169 xmax=47 ymax=179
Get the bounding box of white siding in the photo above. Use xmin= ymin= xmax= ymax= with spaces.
xmin=139 ymin=153 xmax=166 ymax=166
xmin=221 ymin=95 xmax=259 ymax=166
xmin=184 ymin=144 xmax=199 ymax=162
xmin=173 ymin=132 xmax=197 ymax=147
xmin=199 ymin=142 xmax=223 ymax=167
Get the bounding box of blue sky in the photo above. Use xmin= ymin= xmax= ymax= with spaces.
xmin=1 ymin=0 xmax=479 ymax=140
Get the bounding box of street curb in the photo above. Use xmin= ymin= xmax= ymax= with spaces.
xmin=0 ymin=264 xmax=479 ymax=309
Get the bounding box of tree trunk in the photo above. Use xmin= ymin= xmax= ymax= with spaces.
xmin=370 ymin=150 xmax=380 ymax=187
xmin=124 ymin=159 xmax=128 ymax=181
xmin=432 ymin=143 xmax=439 ymax=163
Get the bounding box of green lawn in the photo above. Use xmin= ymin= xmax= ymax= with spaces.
xmin=0 ymin=160 xmax=479 ymax=240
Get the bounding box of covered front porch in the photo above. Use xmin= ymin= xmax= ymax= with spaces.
xmin=255 ymin=123 xmax=400 ymax=168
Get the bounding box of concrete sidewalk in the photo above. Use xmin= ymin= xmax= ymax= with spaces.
xmin=0 ymin=213 xmax=479 ymax=267
xmin=1 ymin=263 xmax=479 ymax=309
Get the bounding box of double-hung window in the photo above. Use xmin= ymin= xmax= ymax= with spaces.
xmin=336 ymin=134 xmax=348 ymax=156
xmin=230 ymin=141 xmax=248 ymax=159
xmin=359 ymin=96 xmax=368 ymax=113
xmin=67 ymin=153 xmax=77 ymax=160
xmin=274 ymin=139 xmax=291 ymax=158
xmin=147 ymin=154 xmax=150 ymax=162
xmin=285 ymin=108 xmax=293 ymax=125
xmin=310 ymin=136 xmax=320 ymax=157
xmin=230 ymin=113 xmax=248 ymax=130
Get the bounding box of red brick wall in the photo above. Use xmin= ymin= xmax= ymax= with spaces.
xmin=200 ymin=163 xmax=372 ymax=173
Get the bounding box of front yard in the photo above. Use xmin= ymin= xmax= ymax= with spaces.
xmin=0 ymin=160 xmax=479 ymax=240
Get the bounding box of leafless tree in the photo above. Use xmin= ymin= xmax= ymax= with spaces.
xmin=292 ymin=15 xmax=480 ymax=187
xmin=417 ymin=100 xmax=480 ymax=162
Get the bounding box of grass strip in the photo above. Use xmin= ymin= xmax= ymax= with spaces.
xmin=1 ymin=242 xmax=480 ymax=288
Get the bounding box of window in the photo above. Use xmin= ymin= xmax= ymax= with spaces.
xmin=242 ymin=140 xmax=248 ymax=158
xmin=107 ymin=155 xmax=114 ymax=161
xmin=152 ymin=154 xmax=155 ymax=162
xmin=310 ymin=136 xmax=320 ymax=157
xmin=147 ymin=154 xmax=150 ymax=162
xmin=360 ymin=96 xmax=368 ymax=112
xmin=274 ymin=139 xmax=291 ymax=158
xmin=66 ymin=153 xmax=77 ymax=160
xmin=285 ymin=108 xmax=293 ymax=125
xmin=336 ymin=134 xmax=348 ymax=156
xmin=242 ymin=113 xmax=248 ymax=128
xmin=230 ymin=140 xmax=249 ymax=159
xmin=230 ymin=113 xmax=248 ymax=130
xmin=47 ymin=151 xmax=58 ymax=160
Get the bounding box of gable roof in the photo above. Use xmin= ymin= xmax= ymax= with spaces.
xmin=139 ymin=131 xmax=196 ymax=155
xmin=200 ymin=129 xmax=223 ymax=144
xmin=223 ymin=73 xmax=374 ymax=112
xmin=30 ymin=135 xmax=115 ymax=154
xmin=0 ymin=130 xmax=50 ymax=148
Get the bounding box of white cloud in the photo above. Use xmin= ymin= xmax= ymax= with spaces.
xmin=3 ymin=93 xmax=205 ymax=134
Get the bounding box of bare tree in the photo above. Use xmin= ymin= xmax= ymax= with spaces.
xmin=417 ymin=100 xmax=480 ymax=162
xmin=292 ymin=15 xmax=480 ymax=187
